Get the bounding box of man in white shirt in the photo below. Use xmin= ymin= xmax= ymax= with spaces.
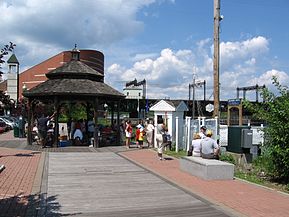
xmin=200 ymin=130 xmax=220 ymax=159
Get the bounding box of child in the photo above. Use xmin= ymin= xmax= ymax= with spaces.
xmin=136 ymin=127 xmax=145 ymax=149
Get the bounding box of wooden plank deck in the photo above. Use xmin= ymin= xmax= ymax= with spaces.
xmin=43 ymin=152 xmax=232 ymax=217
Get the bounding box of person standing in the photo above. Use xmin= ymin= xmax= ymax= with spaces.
xmin=70 ymin=119 xmax=76 ymax=139
xmin=87 ymin=119 xmax=95 ymax=138
xmin=125 ymin=120 xmax=132 ymax=148
xmin=156 ymin=118 xmax=166 ymax=160
xmin=199 ymin=126 xmax=207 ymax=139
xmin=67 ymin=118 xmax=72 ymax=140
xmin=37 ymin=112 xmax=56 ymax=148
xmin=136 ymin=126 xmax=145 ymax=149
xmin=145 ymin=120 xmax=154 ymax=148
xmin=119 ymin=119 xmax=126 ymax=145
xmin=200 ymin=130 xmax=220 ymax=159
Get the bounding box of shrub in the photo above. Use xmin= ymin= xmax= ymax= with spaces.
xmin=220 ymin=153 xmax=236 ymax=165
xmin=244 ymin=76 xmax=289 ymax=183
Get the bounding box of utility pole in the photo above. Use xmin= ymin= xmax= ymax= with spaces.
xmin=213 ymin=0 xmax=221 ymax=118
xmin=189 ymin=77 xmax=206 ymax=120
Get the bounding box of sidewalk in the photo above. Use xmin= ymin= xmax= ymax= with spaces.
xmin=1 ymin=129 xmax=289 ymax=217
xmin=0 ymin=147 xmax=43 ymax=217
xmin=120 ymin=149 xmax=289 ymax=217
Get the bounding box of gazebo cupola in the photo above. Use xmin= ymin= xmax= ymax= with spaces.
xmin=71 ymin=44 xmax=80 ymax=61
xmin=45 ymin=47 xmax=104 ymax=82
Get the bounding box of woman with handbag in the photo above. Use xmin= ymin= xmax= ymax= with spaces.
xmin=155 ymin=118 xmax=166 ymax=160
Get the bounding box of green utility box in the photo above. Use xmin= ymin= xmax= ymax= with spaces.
xmin=13 ymin=126 xmax=19 ymax=137
xmin=227 ymin=126 xmax=251 ymax=153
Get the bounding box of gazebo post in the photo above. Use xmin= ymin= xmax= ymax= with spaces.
xmin=111 ymin=103 xmax=114 ymax=127
xmin=86 ymin=102 xmax=90 ymax=124
xmin=93 ymin=98 xmax=99 ymax=148
xmin=27 ymin=99 xmax=33 ymax=145
xmin=31 ymin=101 xmax=35 ymax=138
xmin=53 ymin=97 xmax=59 ymax=147
xmin=116 ymin=100 xmax=121 ymax=146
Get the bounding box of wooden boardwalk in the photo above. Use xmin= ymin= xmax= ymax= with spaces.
xmin=41 ymin=152 xmax=231 ymax=217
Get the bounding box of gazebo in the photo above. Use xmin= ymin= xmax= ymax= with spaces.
xmin=23 ymin=47 xmax=125 ymax=147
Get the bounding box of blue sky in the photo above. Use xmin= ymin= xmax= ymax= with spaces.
xmin=1 ymin=0 xmax=289 ymax=101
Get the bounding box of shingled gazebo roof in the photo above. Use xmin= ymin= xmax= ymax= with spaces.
xmin=23 ymin=58 xmax=125 ymax=100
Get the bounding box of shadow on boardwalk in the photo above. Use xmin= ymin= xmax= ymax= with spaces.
xmin=0 ymin=193 xmax=83 ymax=217
xmin=0 ymin=151 xmax=41 ymax=158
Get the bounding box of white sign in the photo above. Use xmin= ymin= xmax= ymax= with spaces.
xmin=205 ymin=103 xmax=214 ymax=112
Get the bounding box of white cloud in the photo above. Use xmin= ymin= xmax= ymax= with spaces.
xmin=220 ymin=36 xmax=269 ymax=68
xmin=132 ymin=53 xmax=159 ymax=62
xmin=106 ymin=48 xmax=197 ymax=99
xmin=252 ymin=69 xmax=289 ymax=87
xmin=106 ymin=36 xmax=288 ymax=100
xmin=245 ymin=58 xmax=256 ymax=66
xmin=0 ymin=0 xmax=161 ymax=70
xmin=218 ymin=36 xmax=272 ymax=99
xmin=1 ymin=0 xmax=147 ymax=47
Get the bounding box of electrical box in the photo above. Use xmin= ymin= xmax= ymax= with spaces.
xmin=241 ymin=129 xmax=253 ymax=148
xmin=227 ymin=126 xmax=250 ymax=153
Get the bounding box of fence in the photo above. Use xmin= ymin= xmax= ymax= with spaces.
xmin=180 ymin=116 xmax=264 ymax=152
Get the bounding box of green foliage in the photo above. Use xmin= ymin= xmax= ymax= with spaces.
xmin=164 ymin=149 xmax=187 ymax=158
xmin=0 ymin=43 xmax=16 ymax=114
xmin=70 ymin=103 xmax=87 ymax=121
xmin=235 ymin=170 xmax=266 ymax=186
xmin=219 ymin=153 xmax=236 ymax=165
xmin=243 ymin=76 xmax=289 ymax=183
xmin=286 ymin=184 xmax=289 ymax=192
xmin=252 ymin=149 xmax=273 ymax=173
xmin=0 ymin=42 xmax=16 ymax=73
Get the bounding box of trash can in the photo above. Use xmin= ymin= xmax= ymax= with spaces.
xmin=13 ymin=126 xmax=19 ymax=137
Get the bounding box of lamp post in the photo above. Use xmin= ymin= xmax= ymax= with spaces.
xmin=137 ymin=92 xmax=140 ymax=118
xmin=104 ymin=103 xmax=108 ymax=124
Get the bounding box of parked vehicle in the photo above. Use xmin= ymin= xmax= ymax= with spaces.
xmin=0 ymin=120 xmax=9 ymax=133
xmin=1 ymin=115 xmax=18 ymax=124
xmin=0 ymin=117 xmax=15 ymax=130
xmin=0 ymin=126 xmax=4 ymax=134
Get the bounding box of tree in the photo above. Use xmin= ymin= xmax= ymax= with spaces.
xmin=0 ymin=42 xmax=16 ymax=76
xmin=0 ymin=42 xmax=16 ymax=115
xmin=244 ymin=76 xmax=289 ymax=183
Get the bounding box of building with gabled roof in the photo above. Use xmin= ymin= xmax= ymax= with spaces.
xmin=150 ymin=99 xmax=188 ymax=149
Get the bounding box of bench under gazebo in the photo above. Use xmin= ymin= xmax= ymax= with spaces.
xmin=23 ymin=47 xmax=125 ymax=147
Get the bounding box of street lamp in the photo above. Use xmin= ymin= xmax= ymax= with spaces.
xmin=137 ymin=92 xmax=141 ymax=118
xmin=104 ymin=103 xmax=108 ymax=124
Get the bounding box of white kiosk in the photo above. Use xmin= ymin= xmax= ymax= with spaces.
xmin=150 ymin=100 xmax=188 ymax=150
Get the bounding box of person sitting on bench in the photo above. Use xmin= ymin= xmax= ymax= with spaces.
xmin=188 ymin=133 xmax=202 ymax=157
xmin=200 ymin=130 xmax=220 ymax=159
